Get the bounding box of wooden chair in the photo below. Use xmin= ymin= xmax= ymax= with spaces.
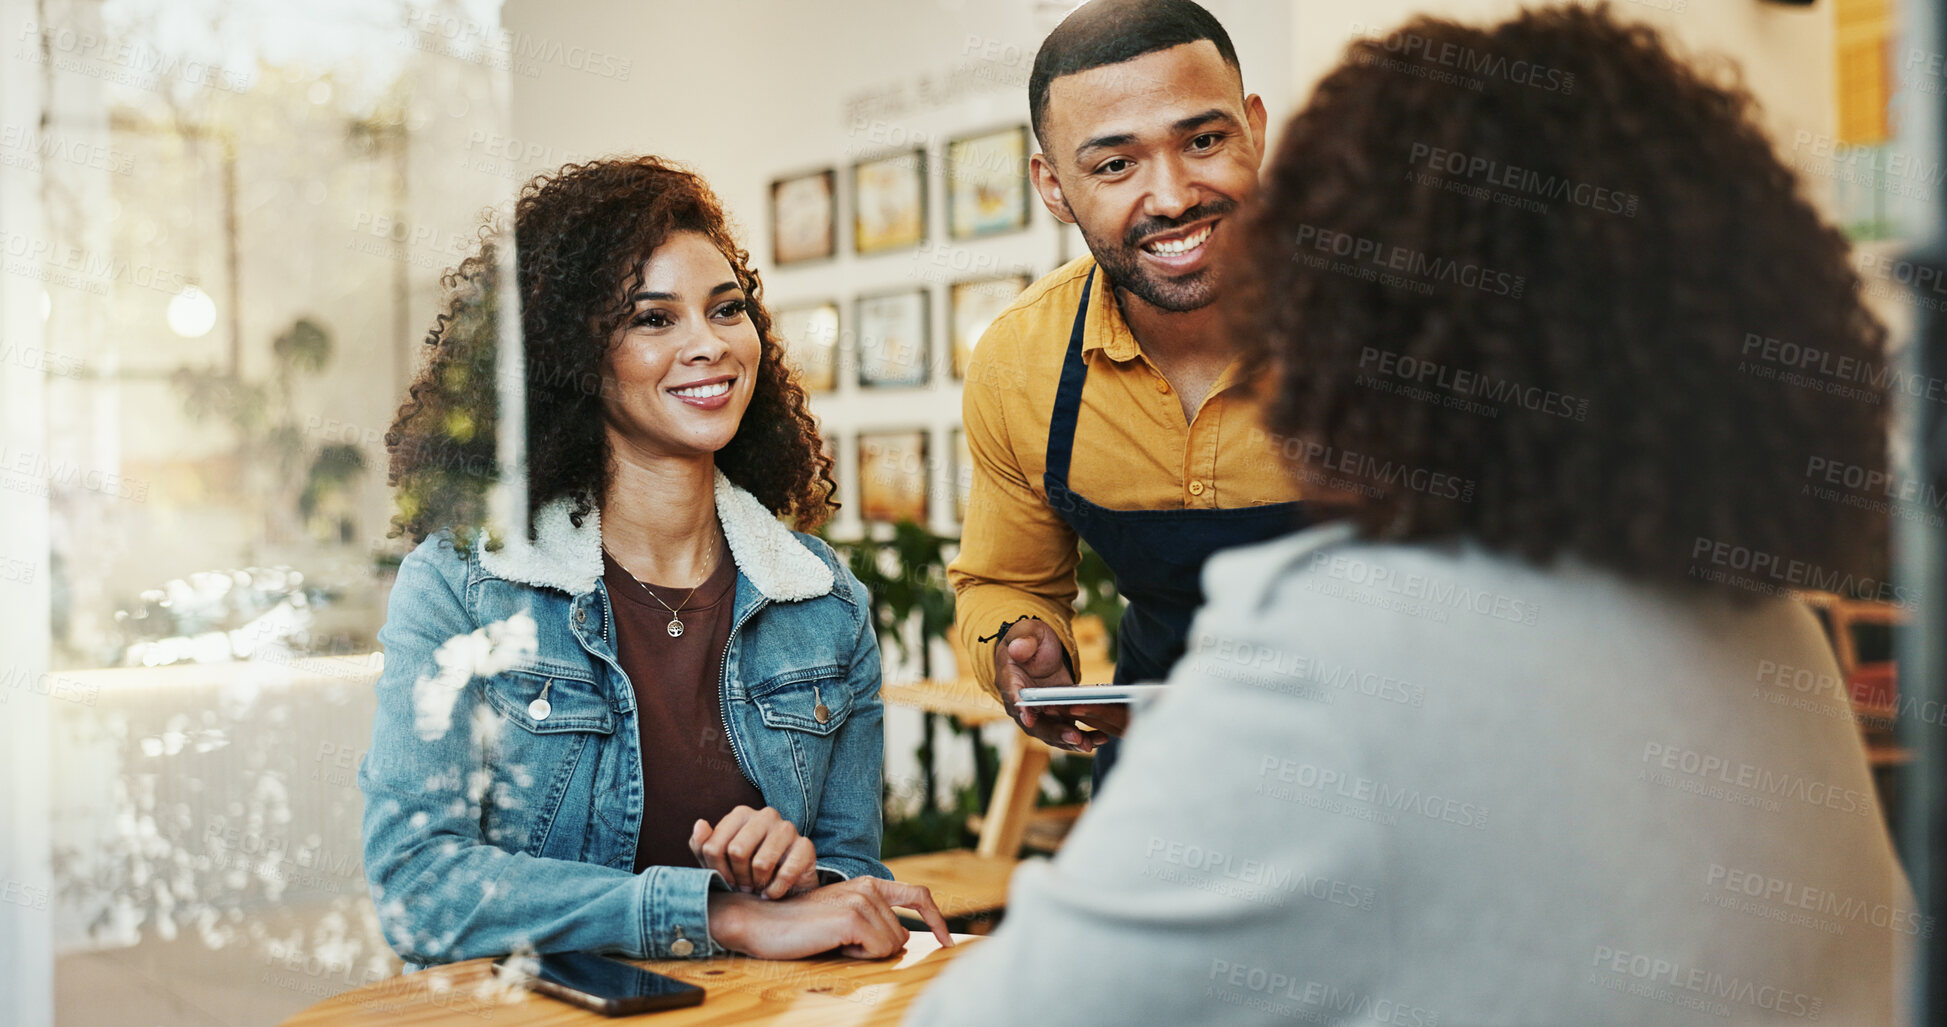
xmin=1797 ymin=590 xmax=1909 ymax=767
xmin=880 ymin=680 xmax=1055 ymax=928
xmin=881 ymin=616 xmax=1113 ymax=927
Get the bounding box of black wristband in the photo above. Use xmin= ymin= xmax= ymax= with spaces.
xmin=976 ymin=614 xmax=1043 ymax=645
xmin=979 ymin=615 xmax=1076 ymax=678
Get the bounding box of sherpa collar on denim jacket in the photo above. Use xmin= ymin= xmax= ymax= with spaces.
xmin=479 ymin=467 xmax=835 ymax=601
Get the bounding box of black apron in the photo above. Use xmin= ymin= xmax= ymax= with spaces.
xmin=1044 ymin=269 xmax=1307 ymax=791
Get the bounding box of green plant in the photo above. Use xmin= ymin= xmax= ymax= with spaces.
xmin=832 ymin=525 xmax=1127 ymax=855
xmin=1075 ymin=542 xmax=1124 ymax=660
xmin=174 ymin=316 xmax=367 ymax=544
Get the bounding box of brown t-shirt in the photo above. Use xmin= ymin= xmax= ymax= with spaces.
xmin=603 ymin=543 xmax=765 ymax=874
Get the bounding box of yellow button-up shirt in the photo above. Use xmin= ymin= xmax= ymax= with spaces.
xmin=947 ymin=256 xmax=1301 ymax=698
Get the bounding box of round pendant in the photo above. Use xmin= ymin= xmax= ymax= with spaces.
xmin=528 ymin=697 xmax=551 ymax=721
xmin=666 ymin=618 xmax=684 ymax=638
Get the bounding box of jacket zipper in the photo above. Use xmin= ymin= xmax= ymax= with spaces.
xmin=716 ymin=596 xmax=766 ymax=790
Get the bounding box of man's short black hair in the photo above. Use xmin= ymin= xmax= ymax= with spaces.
xmin=1029 ymin=0 xmax=1242 ymax=153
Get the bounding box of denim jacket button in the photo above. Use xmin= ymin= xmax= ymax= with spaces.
xmin=670 ymin=937 xmax=694 ymax=957
xmin=573 ymin=606 xmax=587 ymax=625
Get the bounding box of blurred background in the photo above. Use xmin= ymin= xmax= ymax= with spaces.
xmin=0 ymin=0 xmax=1921 ymax=1022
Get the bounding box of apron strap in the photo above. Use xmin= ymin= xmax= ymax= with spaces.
xmin=1043 ymin=267 xmax=1096 ymax=488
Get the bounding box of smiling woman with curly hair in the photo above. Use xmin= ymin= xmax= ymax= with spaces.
xmin=361 ymin=157 xmax=949 ymax=970
xmin=913 ymin=6 xmax=1906 ymax=1024
xmin=387 ymin=157 xmax=834 ymax=541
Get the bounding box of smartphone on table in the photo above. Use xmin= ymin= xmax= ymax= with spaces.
xmin=492 ymin=950 xmax=706 ymax=1016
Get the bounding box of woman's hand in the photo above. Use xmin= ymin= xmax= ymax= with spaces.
xmin=707 ymin=877 xmax=953 ymax=960
xmin=689 ymin=805 xmax=819 ymax=899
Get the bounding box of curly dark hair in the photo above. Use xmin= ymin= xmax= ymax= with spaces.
xmin=386 ymin=156 xmax=836 ymax=544
xmin=1235 ymin=4 xmax=1891 ymax=599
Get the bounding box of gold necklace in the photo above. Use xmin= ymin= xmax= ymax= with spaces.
xmin=607 ymin=535 xmax=722 ymax=638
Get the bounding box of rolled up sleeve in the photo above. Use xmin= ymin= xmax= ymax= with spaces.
xmin=947 ymin=317 xmax=1082 ymax=698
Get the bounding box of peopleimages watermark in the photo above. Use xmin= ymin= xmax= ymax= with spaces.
xmin=399 ymin=8 xmax=632 ymax=81
xmin=1803 ymin=455 xmax=1947 ymax=529
xmin=0 ymin=556 xmax=33 ymax=587
xmin=1904 ymin=49 xmax=1947 ymax=98
xmin=1291 ymin=225 xmax=1525 ymax=298
xmin=0 ymin=444 xmax=149 ymax=502
xmin=1357 ymin=346 xmax=1588 ymax=421
xmin=1704 ymin=863 xmax=1932 ymax=939
xmin=1758 ymin=657 xmax=1947 ymax=732
xmin=454 ymin=131 xmax=601 ymax=184
xmin=1783 ymin=132 xmax=1940 ymax=205
xmin=1250 ymin=429 xmax=1475 ymax=505
xmin=1189 ymin=630 xmax=1428 ymax=708
xmin=1736 ymin=331 xmax=1947 ymax=407
xmin=1257 ymin=757 xmax=1491 ymax=830
xmin=1207 ymin=959 xmax=1441 ymax=1026
xmin=0 ymin=879 xmax=49 ymax=911
xmin=1 ymin=340 xmax=85 ymax=379
xmin=1588 ymin=945 xmax=1822 ymax=1019
xmin=1687 ymin=536 xmax=1915 ymax=609
xmin=12 ymin=21 xmax=253 ymax=93
xmin=1751 ymin=659 xmax=1869 ymax=727
xmin=1639 ymin=741 xmax=1876 ymax=818
xmin=0 ymin=123 xmax=135 ymax=176
xmin=1406 ymin=143 xmax=1637 ymax=217
xmin=1143 ymin=836 xmax=1377 ymax=912
xmin=0 ymin=665 xmax=100 ymax=707
xmin=1855 ymin=249 xmax=1947 ymax=313
xmin=1350 ymin=22 xmax=1574 ymax=95
xmin=0 ymin=228 xmax=193 ymax=298
xmin=1307 ymin=552 xmax=1541 ymax=627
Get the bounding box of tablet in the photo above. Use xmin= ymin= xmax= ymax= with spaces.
xmin=1015 ymin=684 xmax=1170 ymax=707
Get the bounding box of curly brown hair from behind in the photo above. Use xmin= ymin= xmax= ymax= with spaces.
xmin=1235 ymin=3 xmax=1890 ymax=598
xmin=386 ymin=156 xmax=837 ymax=545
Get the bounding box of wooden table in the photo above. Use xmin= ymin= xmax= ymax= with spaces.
xmin=283 ymin=934 xmax=978 ymax=1026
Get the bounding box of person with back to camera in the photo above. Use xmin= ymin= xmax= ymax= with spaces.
xmin=912 ymin=6 xmax=1911 ymax=1023
xmin=361 ymin=156 xmax=949 ymax=967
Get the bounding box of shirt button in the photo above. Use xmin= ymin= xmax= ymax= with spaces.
xmin=670 ymin=937 xmax=695 ymax=957
xmin=1153 ymin=377 xmax=1171 ymax=393
xmin=1188 ymin=480 xmax=1206 ymax=497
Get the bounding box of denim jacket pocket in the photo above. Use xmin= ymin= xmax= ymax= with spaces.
xmin=480 ymin=663 xmax=617 ymax=858
xmin=484 ymin=663 xmax=616 ymax=735
xmin=748 ymin=665 xmax=852 ymax=735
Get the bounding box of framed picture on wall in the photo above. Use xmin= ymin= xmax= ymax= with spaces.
xmin=946 ymin=126 xmax=1032 ymax=239
xmin=950 ymin=273 xmax=1031 ymax=380
xmin=771 ymin=168 xmax=836 ymax=266
xmin=773 ymin=300 xmax=840 ymax=393
xmin=856 ymin=288 xmax=931 ymax=388
xmin=852 ymin=149 xmax=927 ymax=254
xmin=952 ymin=427 xmax=973 ymax=526
xmin=859 ymin=429 xmax=929 ymax=525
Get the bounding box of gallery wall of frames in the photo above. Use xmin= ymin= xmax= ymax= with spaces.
xmin=767 ymin=124 xmax=1042 ymax=536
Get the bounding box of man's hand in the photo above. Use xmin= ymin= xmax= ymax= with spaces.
xmin=706 ymin=877 xmax=954 ymax=960
xmin=690 ymin=806 xmax=818 ymax=899
xmin=992 ymin=618 xmax=1129 ymax=751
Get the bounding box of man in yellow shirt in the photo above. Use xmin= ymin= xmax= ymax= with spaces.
xmin=948 ymin=0 xmax=1304 ymax=786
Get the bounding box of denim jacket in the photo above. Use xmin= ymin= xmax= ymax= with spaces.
xmin=360 ymin=470 xmax=888 ymax=966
